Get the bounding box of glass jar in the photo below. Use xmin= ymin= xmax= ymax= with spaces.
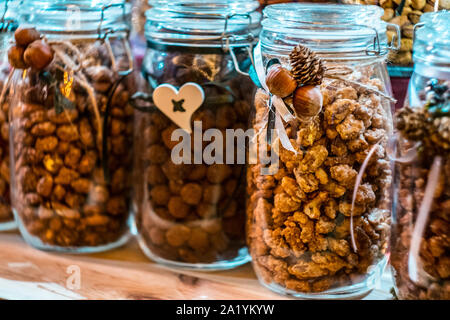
xmin=390 ymin=11 xmax=450 ymax=300
xmin=247 ymin=3 xmax=398 ymax=298
xmin=9 ymin=0 xmax=137 ymax=252
xmin=134 ymin=0 xmax=260 ymax=269
xmin=0 ymin=0 xmax=19 ymax=231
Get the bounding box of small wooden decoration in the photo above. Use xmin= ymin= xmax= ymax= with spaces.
xmin=152 ymin=83 xmax=205 ymax=133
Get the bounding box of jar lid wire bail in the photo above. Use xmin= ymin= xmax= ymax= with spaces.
xmin=97 ymin=2 xmax=133 ymax=77
xmin=220 ymin=13 xmax=256 ymax=77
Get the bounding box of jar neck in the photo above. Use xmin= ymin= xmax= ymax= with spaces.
xmin=261 ymin=3 xmax=389 ymax=61
xmin=19 ymin=0 xmax=131 ymax=40
xmin=145 ymin=0 xmax=261 ymax=49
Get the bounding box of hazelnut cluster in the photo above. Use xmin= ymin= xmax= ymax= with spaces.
xmin=0 ymin=66 xmax=12 ymax=224
xmin=247 ymin=67 xmax=392 ymax=293
xmin=265 ymin=45 xmax=325 ymax=119
xmin=8 ymin=28 xmax=54 ymax=70
xmin=135 ymin=51 xmax=254 ymax=264
xmin=342 ymin=0 xmax=450 ymax=65
xmin=10 ymin=38 xmax=135 ymax=247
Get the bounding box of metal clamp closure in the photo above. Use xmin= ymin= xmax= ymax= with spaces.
xmin=386 ymin=22 xmax=401 ymax=52
xmin=97 ymin=3 xmax=133 ymax=76
xmin=413 ymin=22 xmax=425 ymax=43
xmin=220 ymin=13 xmax=256 ymax=76
xmin=0 ymin=0 xmax=18 ymax=33
xmin=97 ymin=3 xmax=130 ymax=41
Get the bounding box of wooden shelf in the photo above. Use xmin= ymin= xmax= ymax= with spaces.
xmin=0 ymin=231 xmax=394 ymax=300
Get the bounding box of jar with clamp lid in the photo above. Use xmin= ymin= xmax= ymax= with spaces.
xmin=133 ymin=0 xmax=261 ymax=269
xmin=390 ymin=11 xmax=450 ymax=300
xmin=0 ymin=0 xmax=19 ymax=231
xmin=246 ymin=3 xmax=400 ymax=298
xmin=8 ymin=0 xmax=139 ymax=252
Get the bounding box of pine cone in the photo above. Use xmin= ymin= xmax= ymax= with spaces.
xmin=289 ymin=44 xmax=325 ymax=85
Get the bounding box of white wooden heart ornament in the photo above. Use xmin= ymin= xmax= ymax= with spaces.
xmin=152 ymin=82 xmax=205 ymax=133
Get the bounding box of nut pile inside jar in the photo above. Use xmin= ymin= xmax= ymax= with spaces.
xmin=247 ymin=44 xmax=392 ymax=293
xmin=9 ymin=28 xmax=134 ymax=248
xmin=135 ymin=50 xmax=254 ymax=265
xmin=391 ymin=80 xmax=450 ymax=300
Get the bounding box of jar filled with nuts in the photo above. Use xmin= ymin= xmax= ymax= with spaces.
xmin=134 ymin=0 xmax=261 ymax=269
xmin=340 ymin=0 xmax=450 ymax=67
xmin=0 ymin=0 xmax=20 ymax=231
xmin=247 ymin=3 xmax=397 ymax=298
xmin=390 ymin=11 xmax=450 ymax=300
xmin=8 ymin=0 xmax=139 ymax=252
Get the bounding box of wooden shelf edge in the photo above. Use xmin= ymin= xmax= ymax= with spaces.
xmin=0 ymin=232 xmax=394 ymax=300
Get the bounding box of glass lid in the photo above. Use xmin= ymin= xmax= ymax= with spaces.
xmin=414 ymin=10 xmax=450 ymax=69
xmin=261 ymin=3 xmax=389 ymax=58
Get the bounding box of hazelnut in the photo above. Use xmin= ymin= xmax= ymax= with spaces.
xmin=8 ymin=45 xmax=28 ymax=69
xmin=293 ymin=85 xmax=323 ymax=118
xmin=14 ymin=27 xmax=41 ymax=46
xmin=266 ymin=65 xmax=297 ymax=98
xmin=23 ymin=40 xmax=54 ymax=70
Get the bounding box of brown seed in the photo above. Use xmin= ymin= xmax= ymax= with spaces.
xmin=8 ymin=45 xmax=28 ymax=69
xmin=31 ymin=121 xmax=56 ymax=136
xmin=168 ymin=196 xmax=190 ymax=219
xmin=52 ymin=184 xmax=66 ymax=201
xmin=106 ymin=196 xmax=127 ymax=216
xmin=150 ymin=185 xmax=171 ymax=206
xmin=43 ymin=154 xmax=63 ymax=173
xmin=180 ymin=183 xmax=202 ymax=205
xmin=166 ymin=225 xmax=191 ymax=247
xmin=23 ymin=40 xmax=54 ymax=70
xmin=48 ymin=108 xmax=78 ymax=124
xmin=188 ymin=228 xmax=209 ymax=251
xmin=36 ymin=175 xmax=53 ymax=197
xmin=293 ymin=85 xmax=323 ymax=118
xmin=85 ymin=215 xmax=109 ymax=226
xmin=71 ymin=178 xmax=91 ymax=194
xmin=266 ymin=65 xmax=298 ymax=98
xmin=14 ymin=27 xmax=41 ymax=46
xmin=56 ymin=125 xmax=79 ymax=142
xmin=36 ymin=136 xmax=58 ymax=152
